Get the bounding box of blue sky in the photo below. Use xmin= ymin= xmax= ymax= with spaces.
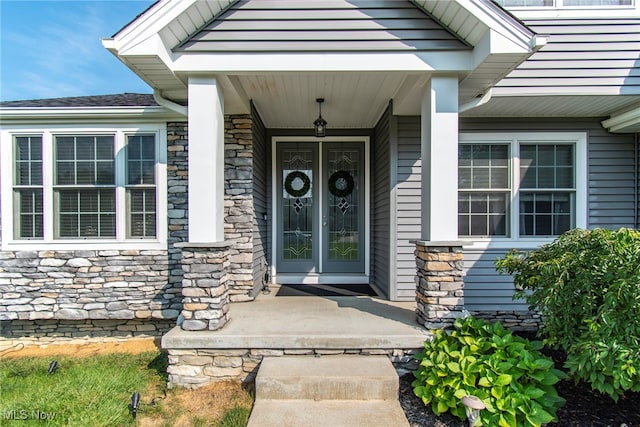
xmin=0 ymin=0 xmax=156 ymax=102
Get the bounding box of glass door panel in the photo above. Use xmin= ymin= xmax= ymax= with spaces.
xmin=322 ymin=143 xmax=365 ymax=273
xmin=276 ymin=143 xmax=318 ymax=273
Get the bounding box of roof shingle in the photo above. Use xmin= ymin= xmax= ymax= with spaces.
xmin=0 ymin=93 xmax=158 ymax=108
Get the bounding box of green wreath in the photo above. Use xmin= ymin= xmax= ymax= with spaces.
xmin=284 ymin=171 xmax=311 ymax=198
xmin=328 ymin=170 xmax=354 ymax=198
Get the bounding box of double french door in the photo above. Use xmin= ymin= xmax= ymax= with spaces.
xmin=275 ymin=141 xmax=366 ymax=276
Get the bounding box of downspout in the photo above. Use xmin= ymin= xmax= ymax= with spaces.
xmin=153 ymin=89 xmax=187 ymax=116
xmin=459 ymin=89 xmax=492 ymax=113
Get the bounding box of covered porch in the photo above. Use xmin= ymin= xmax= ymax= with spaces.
xmin=103 ymin=0 xmax=543 ymax=387
xmin=162 ymin=284 xmax=430 ymax=387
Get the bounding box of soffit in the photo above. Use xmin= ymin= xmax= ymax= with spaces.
xmin=461 ymin=94 xmax=640 ymax=121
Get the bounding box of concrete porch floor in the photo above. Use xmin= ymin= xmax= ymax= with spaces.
xmin=162 ymin=284 xmax=431 ymax=350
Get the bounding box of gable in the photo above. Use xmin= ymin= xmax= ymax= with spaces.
xmin=104 ymin=0 xmax=538 ymax=118
xmin=176 ymin=0 xmax=470 ymax=53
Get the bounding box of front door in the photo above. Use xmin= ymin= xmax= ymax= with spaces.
xmin=275 ymin=140 xmax=366 ymax=278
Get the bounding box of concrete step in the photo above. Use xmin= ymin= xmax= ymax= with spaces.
xmin=248 ymin=356 xmax=410 ymax=427
xmin=255 ymin=355 xmax=399 ymax=401
xmin=247 ymin=399 xmax=410 ymax=427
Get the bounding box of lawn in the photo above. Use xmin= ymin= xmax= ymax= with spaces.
xmin=0 ymin=349 xmax=252 ymax=427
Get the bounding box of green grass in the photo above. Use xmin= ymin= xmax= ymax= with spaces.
xmin=217 ymin=406 xmax=252 ymax=427
xmin=0 ymin=352 xmax=166 ymax=426
xmin=0 ymin=351 xmax=253 ymax=427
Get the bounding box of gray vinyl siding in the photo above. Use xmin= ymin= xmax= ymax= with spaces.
xmin=177 ymin=0 xmax=469 ymax=53
xmin=459 ymin=117 xmax=636 ymax=311
xmin=463 ymin=249 xmax=529 ymax=311
xmin=252 ymin=104 xmax=268 ymax=296
xmin=372 ymin=104 xmax=392 ymax=299
xmin=395 ymin=116 xmax=422 ymax=301
xmin=496 ymin=18 xmax=640 ymax=95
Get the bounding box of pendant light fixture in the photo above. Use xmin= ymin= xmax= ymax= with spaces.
xmin=314 ymin=98 xmax=327 ymax=138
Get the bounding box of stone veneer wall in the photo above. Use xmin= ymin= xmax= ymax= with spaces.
xmin=470 ymin=311 xmax=542 ymax=331
xmin=0 ymin=116 xmax=263 ymax=345
xmin=167 ymin=348 xmax=419 ymax=388
xmin=0 ymin=123 xmax=189 ymax=345
xmin=413 ymin=242 xmax=541 ymax=331
xmin=224 ymin=115 xmax=255 ymax=302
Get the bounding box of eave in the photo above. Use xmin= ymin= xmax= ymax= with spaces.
xmin=602 ymin=105 xmax=640 ymax=134
xmin=0 ymin=106 xmax=184 ymax=126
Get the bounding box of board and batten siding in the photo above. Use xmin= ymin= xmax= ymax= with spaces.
xmin=252 ymin=104 xmax=268 ymax=297
xmin=372 ymin=104 xmax=393 ymax=299
xmin=459 ymin=118 xmax=637 ymax=311
xmin=177 ymin=0 xmax=469 ymax=53
xmin=495 ymin=18 xmax=640 ymax=95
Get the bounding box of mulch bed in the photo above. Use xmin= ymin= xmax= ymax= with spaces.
xmin=399 ymin=333 xmax=640 ymax=427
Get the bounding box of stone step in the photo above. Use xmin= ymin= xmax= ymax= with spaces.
xmin=247 ymin=399 xmax=410 ymax=427
xmin=255 ymin=355 xmax=399 ymax=401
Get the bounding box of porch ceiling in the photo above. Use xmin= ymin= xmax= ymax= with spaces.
xmin=227 ymin=72 xmax=424 ymax=129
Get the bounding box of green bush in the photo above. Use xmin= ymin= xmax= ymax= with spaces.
xmin=496 ymin=227 xmax=640 ymax=400
xmin=412 ymin=317 xmax=565 ymax=427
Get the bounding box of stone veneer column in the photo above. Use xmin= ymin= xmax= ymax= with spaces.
xmin=176 ymin=242 xmax=230 ymax=331
xmin=224 ymin=115 xmax=255 ymax=301
xmin=414 ymin=241 xmax=466 ymax=329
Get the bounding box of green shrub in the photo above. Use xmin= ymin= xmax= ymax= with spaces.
xmin=496 ymin=227 xmax=640 ymax=400
xmin=412 ymin=317 xmax=565 ymax=427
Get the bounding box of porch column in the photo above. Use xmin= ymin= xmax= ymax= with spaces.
xmin=188 ymin=76 xmax=225 ymax=243
xmin=415 ymin=76 xmax=466 ymax=329
xmin=420 ymin=75 xmax=459 ymax=241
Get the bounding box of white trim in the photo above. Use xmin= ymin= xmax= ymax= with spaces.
xmin=501 ymin=3 xmax=639 ymax=19
xmin=458 ymin=131 xmax=588 ymax=250
xmin=0 ymin=124 xmax=168 ymax=251
xmin=602 ymin=105 xmax=640 ymax=133
xmin=318 ymin=146 xmax=324 ymax=274
xmin=421 ymin=76 xmax=460 ymax=242
xmin=187 ymin=76 xmax=225 ymax=243
xmin=270 ymin=136 xmax=371 ymax=284
xmin=0 ymin=106 xmax=182 ymax=124
xmin=171 ymin=52 xmax=475 ymax=73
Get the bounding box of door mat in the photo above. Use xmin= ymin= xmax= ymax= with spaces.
xmin=276 ymin=283 xmax=376 ymax=297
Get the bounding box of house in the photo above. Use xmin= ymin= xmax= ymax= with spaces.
xmin=1 ymin=0 xmax=638 ymax=385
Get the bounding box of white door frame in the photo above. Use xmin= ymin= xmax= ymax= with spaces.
xmin=271 ymin=136 xmax=370 ymax=285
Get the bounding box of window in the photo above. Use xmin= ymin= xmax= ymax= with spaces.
xmin=14 ymin=136 xmax=43 ymax=239
xmin=494 ymin=0 xmax=632 ymax=7
xmin=458 ymin=144 xmax=510 ymax=236
xmin=519 ymin=144 xmax=574 ymax=236
xmin=3 ymin=126 xmax=166 ymax=249
xmin=55 ymin=135 xmax=116 ymax=238
xmin=126 ymin=135 xmax=157 ymax=238
xmin=458 ymin=133 xmax=587 ymax=240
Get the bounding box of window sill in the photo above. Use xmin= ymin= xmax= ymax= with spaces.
xmin=1 ymin=239 xmax=168 ymax=252
xmin=460 ymin=237 xmax=558 ymax=251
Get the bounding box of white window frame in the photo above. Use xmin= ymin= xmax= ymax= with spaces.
xmin=459 ymin=132 xmax=587 ymax=250
xmin=496 ymin=0 xmax=639 ymax=19
xmin=497 ymin=0 xmax=634 ymax=8
xmin=1 ymin=124 xmax=167 ymax=250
